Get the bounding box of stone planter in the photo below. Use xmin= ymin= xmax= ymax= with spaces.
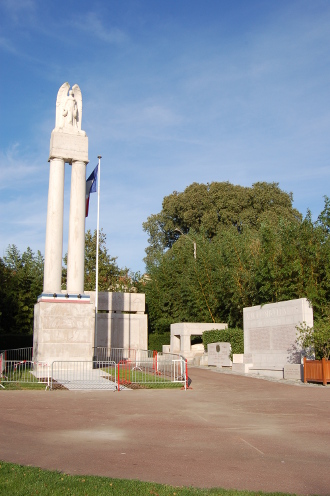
xmin=303 ymin=357 xmax=330 ymax=386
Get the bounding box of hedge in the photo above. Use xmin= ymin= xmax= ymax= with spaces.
xmin=148 ymin=332 xmax=170 ymax=352
xmin=202 ymin=328 xmax=244 ymax=359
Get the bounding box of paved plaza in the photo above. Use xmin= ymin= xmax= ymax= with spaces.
xmin=1 ymin=367 xmax=330 ymax=495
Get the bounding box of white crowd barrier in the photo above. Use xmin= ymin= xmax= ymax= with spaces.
xmin=51 ymin=361 xmax=117 ymax=390
xmin=0 ymin=360 xmax=49 ymax=389
xmin=0 ymin=348 xmax=189 ymax=391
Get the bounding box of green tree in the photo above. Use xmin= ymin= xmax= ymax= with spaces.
xmin=0 ymin=257 xmax=18 ymax=334
xmin=143 ymin=181 xmax=302 ymax=270
xmin=1 ymin=246 xmax=44 ymax=335
xmin=63 ymin=229 xmax=136 ymax=292
xmin=143 ymin=193 xmax=330 ymax=338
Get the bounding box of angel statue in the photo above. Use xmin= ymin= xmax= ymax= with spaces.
xmin=55 ymin=82 xmax=85 ymax=134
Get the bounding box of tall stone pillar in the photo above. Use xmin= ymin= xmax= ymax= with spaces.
xmin=43 ymin=157 xmax=65 ymax=294
xmin=34 ymin=83 xmax=94 ymax=367
xmin=67 ymin=160 xmax=87 ymax=294
xmin=40 ymin=82 xmax=89 ymax=299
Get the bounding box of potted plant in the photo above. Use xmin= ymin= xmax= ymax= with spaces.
xmin=297 ymin=318 xmax=330 ymax=386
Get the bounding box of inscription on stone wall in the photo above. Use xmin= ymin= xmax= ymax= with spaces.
xmin=271 ymin=325 xmax=297 ymax=350
xmin=249 ymin=329 xmax=271 ymax=351
xmin=243 ymin=298 xmax=313 ymax=368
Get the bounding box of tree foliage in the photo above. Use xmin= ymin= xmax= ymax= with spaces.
xmin=296 ymin=318 xmax=330 ymax=360
xmin=142 ymin=190 xmax=330 ymax=339
xmin=1 ymin=230 xmax=137 ymax=338
xmin=62 ymin=229 xmax=137 ymax=293
xmin=0 ymin=246 xmax=44 ymax=335
xmin=143 ymin=181 xmax=302 ymax=269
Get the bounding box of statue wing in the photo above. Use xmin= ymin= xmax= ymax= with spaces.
xmin=55 ymin=82 xmax=70 ymax=128
xmin=72 ymin=84 xmax=82 ymax=131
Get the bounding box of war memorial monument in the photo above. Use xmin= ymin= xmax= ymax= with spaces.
xmin=33 ymin=83 xmax=147 ymax=367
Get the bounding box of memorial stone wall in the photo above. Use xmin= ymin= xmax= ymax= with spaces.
xmin=243 ymin=298 xmax=313 ymax=370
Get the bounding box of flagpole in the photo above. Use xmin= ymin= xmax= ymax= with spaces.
xmin=95 ymin=155 xmax=101 ymax=353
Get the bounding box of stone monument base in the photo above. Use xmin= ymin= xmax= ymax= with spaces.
xmin=95 ymin=313 xmax=148 ymax=350
xmin=33 ymin=300 xmax=94 ymax=366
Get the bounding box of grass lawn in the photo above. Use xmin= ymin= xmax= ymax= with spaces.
xmin=0 ymin=461 xmax=299 ymax=496
xmin=104 ymin=365 xmax=184 ymax=389
xmin=1 ymin=364 xmax=49 ymax=390
xmin=0 ymin=381 xmax=47 ymax=390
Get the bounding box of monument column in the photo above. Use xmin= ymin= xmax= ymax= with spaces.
xmin=43 ymin=157 xmax=65 ymax=294
xmin=67 ymin=160 xmax=87 ymax=294
xmin=34 ymin=82 xmax=93 ymax=367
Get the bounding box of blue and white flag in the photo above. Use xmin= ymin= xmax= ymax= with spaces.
xmin=85 ymin=164 xmax=98 ymax=217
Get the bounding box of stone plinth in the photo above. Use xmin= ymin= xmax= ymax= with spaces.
xmin=33 ymin=300 xmax=94 ymax=365
xmin=284 ymin=364 xmax=303 ymax=380
xmin=208 ymin=342 xmax=232 ymax=367
xmin=49 ymin=129 xmax=88 ymax=164
xmin=232 ymin=363 xmax=253 ymax=374
xmin=86 ymin=291 xmax=145 ymax=313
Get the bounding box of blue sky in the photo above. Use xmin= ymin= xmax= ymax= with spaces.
xmin=1 ymin=0 xmax=330 ymax=273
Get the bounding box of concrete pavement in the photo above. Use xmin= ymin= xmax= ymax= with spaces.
xmin=1 ymin=367 xmax=330 ymax=495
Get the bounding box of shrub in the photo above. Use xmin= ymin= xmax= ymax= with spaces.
xmin=202 ymin=328 xmax=244 ymax=359
xmin=148 ymin=332 xmax=170 ymax=352
xmin=296 ymin=319 xmax=330 ymax=360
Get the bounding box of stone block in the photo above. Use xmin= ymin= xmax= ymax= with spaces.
xmin=95 ymin=313 xmax=147 ymax=351
xmin=200 ymin=354 xmax=209 ymax=366
xmin=207 ymin=342 xmax=232 ymax=367
xmin=233 ymin=354 xmax=243 ymax=363
xmin=232 ymin=363 xmax=253 ymax=373
xmin=86 ymin=291 xmax=145 ymax=313
xmin=248 ymin=367 xmax=284 ymax=379
xmin=171 ymin=322 xmax=227 ymax=336
xmin=33 ymin=300 xmax=94 ymax=365
xmin=284 ymin=364 xmax=303 ymax=380
xmin=49 ymin=129 xmax=88 ymax=163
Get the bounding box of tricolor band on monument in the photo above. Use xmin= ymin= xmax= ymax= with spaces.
xmin=33 ymin=83 xmax=148 ymax=367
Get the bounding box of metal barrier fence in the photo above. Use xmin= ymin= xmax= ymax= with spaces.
xmin=117 ymin=355 xmax=187 ymax=390
xmin=0 ymin=360 xmax=49 ymax=389
xmin=93 ymin=347 xmax=185 ymax=364
xmin=0 ymin=352 xmax=4 ymax=389
xmin=0 ymin=348 xmax=189 ymax=391
xmin=93 ymin=347 xmax=153 ymax=363
xmin=0 ymin=347 xmax=33 ymax=361
xmin=51 ymin=361 xmax=117 ymax=390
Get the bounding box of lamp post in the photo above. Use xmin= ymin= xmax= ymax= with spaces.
xmin=174 ymin=228 xmax=196 ymax=259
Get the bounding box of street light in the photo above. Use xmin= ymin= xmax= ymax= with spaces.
xmin=174 ymin=228 xmax=197 ymax=260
